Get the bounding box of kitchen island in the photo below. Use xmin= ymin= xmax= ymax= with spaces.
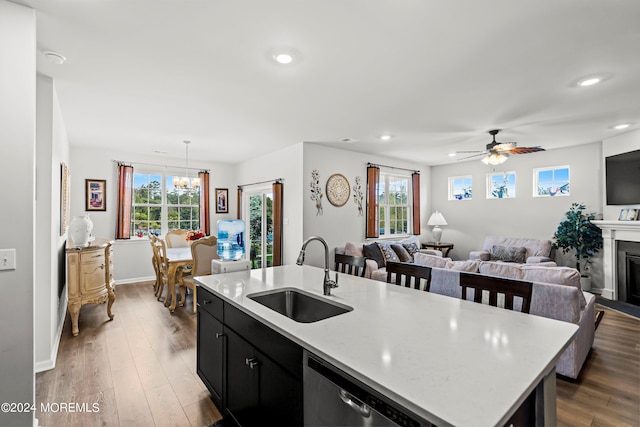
xmin=195 ymin=265 xmax=577 ymax=426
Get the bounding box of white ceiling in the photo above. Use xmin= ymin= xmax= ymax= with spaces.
xmin=15 ymin=0 xmax=640 ymax=165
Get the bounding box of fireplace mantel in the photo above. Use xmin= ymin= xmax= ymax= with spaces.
xmin=592 ymin=220 xmax=640 ymax=300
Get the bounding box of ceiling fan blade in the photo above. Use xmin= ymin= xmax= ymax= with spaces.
xmin=505 ymin=146 xmax=545 ymax=154
xmin=457 ymin=152 xmax=486 ymax=161
xmin=455 ymin=150 xmax=485 ymax=154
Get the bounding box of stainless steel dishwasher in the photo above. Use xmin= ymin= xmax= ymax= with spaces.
xmin=303 ymin=350 xmax=426 ymax=427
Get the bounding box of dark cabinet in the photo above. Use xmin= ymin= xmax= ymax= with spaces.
xmin=196 ymin=308 xmax=225 ymax=410
xmin=197 ymin=286 xmax=303 ymax=427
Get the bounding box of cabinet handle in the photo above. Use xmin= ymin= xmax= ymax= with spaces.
xmin=245 ymin=357 xmax=259 ymax=369
xmin=203 ymin=299 xmax=211 ymax=305
xmin=215 ymin=333 xmax=225 ymax=339
xmin=100 ymin=264 xmax=105 ymax=270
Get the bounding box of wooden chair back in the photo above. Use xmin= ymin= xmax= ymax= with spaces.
xmin=385 ymin=261 xmax=432 ymax=291
xmin=165 ymin=229 xmax=189 ymax=248
xmin=149 ymin=235 xmax=161 ymax=294
xmin=178 ymin=235 xmax=218 ymax=313
xmin=335 ymin=253 xmax=367 ymax=277
xmin=151 ymin=235 xmax=170 ymax=300
xmin=190 ymin=235 xmax=219 ymax=276
xmin=459 ymin=272 xmax=533 ymax=313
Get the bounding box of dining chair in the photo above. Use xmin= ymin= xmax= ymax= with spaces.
xmin=459 ymin=272 xmax=533 ymax=313
xmin=165 ymin=229 xmax=189 ymax=248
xmin=385 ymin=261 xmax=432 ymax=291
xmin=151 ymin=236 xmax=171 ymax=301
xmin=178 ymin=235 xmax=218 ymax=313
xmin=334 ymin=253 xmax=367 ymax=277
xmin=149 ymin=235 xmax=162 ymax=295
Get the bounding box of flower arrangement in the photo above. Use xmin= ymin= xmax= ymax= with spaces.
xmin=186 ymin=230 xmax=205 ymax=241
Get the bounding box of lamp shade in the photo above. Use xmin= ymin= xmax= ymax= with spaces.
xmin=427 ymin=211 xmax=448 ymax=226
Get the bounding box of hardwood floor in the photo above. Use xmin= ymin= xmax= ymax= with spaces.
xmin=36 ymin=281 xmax=639 ymax=427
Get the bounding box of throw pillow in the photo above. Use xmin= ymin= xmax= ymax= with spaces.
xmin=391 ymin=244 xmax=412 ymax=262
xmin=363 ymin=242 xmax=386 ymax=268
xmin=345 ymin=242 xmax=363 ymax=257
xmin=401 ymin=242 xmax=421 ymax=260
xmin=491 ymin=245 xmax=527 ymax=263
xmin=377 ymin=241 xmax=400 ymax=265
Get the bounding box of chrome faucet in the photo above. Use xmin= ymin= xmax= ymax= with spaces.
xmin=296 ymin=236 xmax=338 ymax=296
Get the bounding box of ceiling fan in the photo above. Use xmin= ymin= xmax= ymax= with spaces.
xmin=456 ymin=129 xmax=545 ymax=165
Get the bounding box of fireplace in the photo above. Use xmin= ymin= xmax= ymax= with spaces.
xmin=592 ymin=220 xmax=640 ymax=301
xmin=626 ymin=252 xmax=640 ymax=306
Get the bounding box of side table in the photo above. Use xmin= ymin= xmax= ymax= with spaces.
xmin=422 ymin=242 xmax=454 ymax=257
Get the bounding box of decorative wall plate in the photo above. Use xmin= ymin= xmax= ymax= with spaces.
xmin=326 ymin=173 xmax=351 ymax=207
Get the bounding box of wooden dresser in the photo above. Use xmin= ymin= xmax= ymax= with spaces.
xmin=66 ymin=238 xmax=115 ymax=336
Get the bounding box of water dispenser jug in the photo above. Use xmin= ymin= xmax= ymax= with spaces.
xmin=217 ymin=219 xmax=245 ymax=260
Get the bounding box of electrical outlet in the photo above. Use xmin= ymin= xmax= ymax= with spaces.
xmin=0 ymin=249 xmax=16 ymax=271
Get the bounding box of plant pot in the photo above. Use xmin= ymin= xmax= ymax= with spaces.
xmin=580 ymin=275 xmax=591 ymax=291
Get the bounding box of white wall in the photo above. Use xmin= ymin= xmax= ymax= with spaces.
xmin=302 ymin=143 xmax=431 ymax=268
xmin=235 ymin=143 xmax=304 ymax=266
xmin=69 ymin=146 xmax=236 ymax=282
xmin=0 ymin=2 xmax=36 ymax=425
xmin=601 ymin=129 xmax=640 ymax=219
xmin=430 ymin=142 xmax=603 ymax=288
xmin=35 ymin=75 xmax=70 ymax=372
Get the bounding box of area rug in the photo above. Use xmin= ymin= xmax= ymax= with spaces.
xmin=596 ymin=296 xmax=640 ymax=319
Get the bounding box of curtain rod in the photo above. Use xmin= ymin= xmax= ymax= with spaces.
xmin=112 ymin=159 xmax=209 ymax=173
xmin=367 ymin=162 xmax=419 ymax=174
xmin=238 ymin=178 xmax=283 ymax=189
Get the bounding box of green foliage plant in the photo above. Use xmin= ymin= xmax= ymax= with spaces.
xmin=552 ymin=203 xmax=603 ymax=273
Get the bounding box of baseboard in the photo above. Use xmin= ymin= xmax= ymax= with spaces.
xmin=115 ymin=276 xmax=155 ymax=285
xmin=35 ymin=286 xmax=68 ymax=373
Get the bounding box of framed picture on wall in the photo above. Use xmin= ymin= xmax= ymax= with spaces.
xmin=216 ymin=188 xmax=229 ymax=213
xmin=619 ymin=208 xmax=639 ymax=221
xmin=85 ymin=179 xmax=106 ymax=211
xmin=448 ymin=175 xmax=473 ymax=200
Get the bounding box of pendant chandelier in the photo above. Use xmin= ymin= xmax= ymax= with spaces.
xmin=173 ymin=140 xmax=200 ymax=189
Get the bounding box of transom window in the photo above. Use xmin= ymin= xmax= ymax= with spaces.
xmin=378 ymin=173 xmax=411 ymax=236
xmin=131 ymin=171 xmax=199 ymax=239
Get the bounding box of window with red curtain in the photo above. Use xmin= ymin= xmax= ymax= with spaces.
xmin=115 ymin=163 xmax=133 ymax=239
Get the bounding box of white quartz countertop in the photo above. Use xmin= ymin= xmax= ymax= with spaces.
xmin=195 ymin=265 xmax=578 ymax=426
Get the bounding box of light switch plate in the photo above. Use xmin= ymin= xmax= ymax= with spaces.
xmin=0 ymin=249 xmax=16 ymax=271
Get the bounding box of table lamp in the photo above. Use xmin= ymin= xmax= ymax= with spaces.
xmin=427 ymin=211 xmax=448 ymax=243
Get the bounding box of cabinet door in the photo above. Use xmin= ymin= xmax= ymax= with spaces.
xmin=226 ymin=328 xmax=259 ymax=427
xmin=196 ymin=308 xmax=225 ymax=410
xmin=80 ymin=250 xmax=106 ymax=294
xmin=257 ymin=348 xmax=303 ymax=425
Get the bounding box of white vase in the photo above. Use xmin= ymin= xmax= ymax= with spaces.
xmin=69 ymin=215 xmax=93 ymax=247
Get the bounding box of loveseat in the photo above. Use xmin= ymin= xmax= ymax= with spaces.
xmin=335 ymin=236 xmax=442 ymax=280
xmin=470 ymin=236 xmax=555 ymax=265
xmin=371 ymin=253 xmax=595 ymax=380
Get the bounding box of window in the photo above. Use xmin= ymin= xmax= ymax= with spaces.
xmin=533 ymin=166 xmax=570 ymax=197
xmin=448 ymin=175 xmax=473 ymax=200
xmin=131 ymin=171 xmax=199 ymax=239
xmin=378 ymin=173 xmax=411 ymax=236
xmin=487 ymin=171 xmax=516 ymax=199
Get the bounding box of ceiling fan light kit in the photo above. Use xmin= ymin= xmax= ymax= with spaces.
xmin=456 ymin=129 xmax=545 ymax=165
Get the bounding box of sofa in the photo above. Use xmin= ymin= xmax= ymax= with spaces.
xmin=335 ymin=236 xmax=442 ymax=280
xmin=470 ymin=236 xmax=555 ymax=265
xmin=371 ymin=253 xmax=595 ymax=380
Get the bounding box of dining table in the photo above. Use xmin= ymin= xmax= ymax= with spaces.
xmin=165 ymin=246 xmax=193 ymax=312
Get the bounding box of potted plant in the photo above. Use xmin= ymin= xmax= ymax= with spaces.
xmin=552 ymin=203 xmax=603 ymax=290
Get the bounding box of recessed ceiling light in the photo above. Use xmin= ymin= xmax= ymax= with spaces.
xmin=448 ymin=152 xmax=456 ymax=157
xmin=379 ymin=134 xmax=393 ymax=141
xmin=577 ymin=77 xmax=601 ymax=87
xmin=340 ymin=138 xmax=358 ymax=143
xmin=43 ymin=51 xmax=66 ymax=65
xmin=611 ymin=123 xmax=631 ymax=130
xmin=271 ymin=49 xmax=299 ymax=65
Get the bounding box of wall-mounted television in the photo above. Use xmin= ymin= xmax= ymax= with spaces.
xmin=605 ymin=148 xmax=640 ymax=205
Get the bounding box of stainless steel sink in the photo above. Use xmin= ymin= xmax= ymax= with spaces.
xmin=247 ymin=288 xmax=353 ymax=323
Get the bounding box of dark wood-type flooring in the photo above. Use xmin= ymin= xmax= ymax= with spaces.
xmin=36 ymin=281 xmax=640 ymax=427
